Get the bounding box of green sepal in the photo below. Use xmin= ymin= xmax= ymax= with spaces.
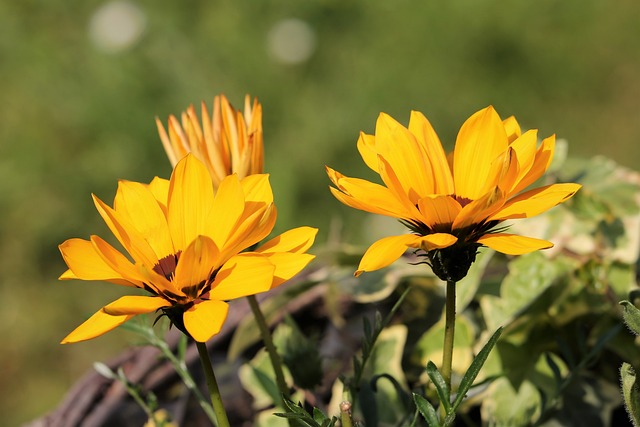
xmin=621 ymin=363 xmax=640 ymax=427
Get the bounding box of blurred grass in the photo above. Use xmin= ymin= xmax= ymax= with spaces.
xmin=2 ymin=0 xmax=640 ymax=424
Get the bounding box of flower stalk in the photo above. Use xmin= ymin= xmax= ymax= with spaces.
xmin=441 ymin=280 xmax=456 ymax=405
xmin=196 ymin=341 xmax=231 ymax=427
xmin=247 ymin=294 xmax=290 ymax=403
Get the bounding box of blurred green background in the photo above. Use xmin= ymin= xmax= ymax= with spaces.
xmin=2 ymin=0 xmax=640 ymax=425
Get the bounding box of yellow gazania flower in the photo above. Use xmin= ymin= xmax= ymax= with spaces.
xmin=327 ymin=106 xmax=581 ymax=281
xmin=156 ymin=94 xmax=263 ymax=189
xmin=59 ymin=154 xmax=317 ymax=343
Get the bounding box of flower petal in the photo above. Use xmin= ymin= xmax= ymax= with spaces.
xmin=209 ymin=174 xmax=246 ymax=248
xmin=93 ymin=194 xmax=158 ymax=268
xmin=510 ymin=135 xmax=555 ymax=195
xmin=374 ymin=113 xmax=435 ymax=200
xmin=327 ymin=166 xmax=413 ymax=219
xmin=453 ymin=106 xmax=509 ymax=200
xmin=477 ymin=233 xmax=553 ymax=255
xmin=61 ymin=308 xmax=133 ymax=344
xmin=452 ymin=187 xmax=506 ymax=230
xmin=59 ymin=238 xmax=137 ymax=287
xmin=114 ymin=180 xmax=174 ymax=260
xmin=209 ymin=253 xmax=275 ymax=300
xmin=355 ymin=233 xmax=456 ymax=277
xmin=148 ymin=176 xmax=170 ymax=211
xmin=173 ymin=235 xmax=220 ymax=296
xmin=356 ymin=132 xmax=379 ymax=171
xmin=240 ymin=173 xmax=273 ymax=204
xmin=183 ymin=300 xmax=229 ymax=342
xmin=260 ymin=252 xmax=315 ymax=288
xmin=490 ymin=183 xmax=581 ymax=221
xmin=167 ymin=154 xmax=216 ymax=252
xmin=508 ymin=130 xmax=537 ymax=190
xmin=103 ymin=295 xmax=171 ymax=316
xmin=257 ymin=226 xmax=318 ymax=254
xmin=502 ymin=116 xmax=521 ymax=142
xmin=417 ymin=195 xmax=462 ymax=230
xmin=408 ymin=110 xmax=454 ymax=195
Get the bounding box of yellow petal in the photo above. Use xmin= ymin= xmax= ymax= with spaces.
xmin=374 ymin=113 xmax=434 ymax=200
xmin=417 ymin=195 xmax=462 ymax=230
xmin=148 ymin=176 xmax=170 ymax=211
xmin=114 ymin=180 xmax=174 ymax=260
xmin=90 ymin=235 xmax=148 ymax=286
xmin=173 ymin=236 xmax=220 ymax=295
xmin=510 ymin=135 xmax=556 ymax=195
xmin=408 ymin=111 xmax=454 ymax=195
xmin=502 ymin=116 xmax=521 ymax=142
xmin=240 ymin=173 xmax=273 ymax=204
xmin=61 ymin=308 xmax=133 ymax=344
xmin=257 ymin=226 xmax=318 ymax=254
xmin=93 ymin=194 xmax=159 ymax=268
xmin=356 ymin=132 xmax=379 ymax=171
xmin=167 ymin=154 xmax=216 ymax=253
xmin=477 ymin=233 xmax=553 ymax=255
xmin=103 ymin=295 xmax=171 ymax=316
xmin=452 ymin=187 xmax=506 ymax=230
xmin=209 ymin=174 xmax=246 ymax=248
xmin=490 ymin=183 xmax=581 ymax=221
xmin=209 ymin=253 xmax=275 ymax=300
xmin=355 ymin=235 xmax=417 ymax=277
xmin=221 ymin=203 xmax=276 ymax=261
xmin=508 ymin=130 xmax=537 ymax=190
xmin=377 ymin=155 xmax=424 ymax=218
xmin=59 ymin=238 xmax=137 ymax=287
xmin=327 ymin=166 xmax=414 ymax=219
xmin=183 ymin=300 xmax=229 ymax=342
xmin=405 ymin=233 xmax=458 ymax=251
xmin=260 ymin=252 xmax=315 ymax=288
xmin=453 ymin=106 xmax=509 ymax=200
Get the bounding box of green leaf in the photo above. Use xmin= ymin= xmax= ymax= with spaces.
xmin=425 ymin=361 xmax=451 ymax=413
xmin=453 ymin=327 xmax=503 ymax=410
xmin=621 ymin=363 xmax=640 ymax=427
xmin=413 ymin=393 xmax=440 ymax=427
xmin=621 ymin=300 xmax=640 ymax=336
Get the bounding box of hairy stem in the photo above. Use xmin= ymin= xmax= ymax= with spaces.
xmin=195 ymin=341 xmax=230 ymax=427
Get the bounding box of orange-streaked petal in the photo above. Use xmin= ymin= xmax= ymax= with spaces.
xmin=377 ymin=155 xmax=424 ymax=218
xmin=183 ymin=300 xmax=229 ymax=342
xmin=406 ymin=233 xmax=458 ymax=251
xmin=114 ymin=180 xmax=174 ymax=260
xmin=59 ymin=238 xmax=137 ymax=287
xmin=209 ymin=253 xmax=274 ymax=300
xmin=90 ymin=235 xmax=147 ymax=287
xmin=417 ymin=195 xmax=462 ymax=230
xmin=408 ymin=110 xmax=454 ymax=195
xmin=173 ymin=236 xmax=220 ymax=295
xmin=477 ymin=233 xmax=553 ymax=255
xmin=103 ymin=295 xmax=171 ymax=316
xmin=167 ymin=154 xmax=216 ymax=252
xmin=453 ymin=106 xmax=509 ymax=200
xmin=489 ymin=183 xmax=581 ymax=221
xmin=260 ymin=252 xmax=315 ymax=288
xmin=61 ymin=309 xmax=133 ymax=344
xmin=257 ymin=226 xmax=318 ymax=254
xmin=508 ymin=130 xmax=537 ymax=189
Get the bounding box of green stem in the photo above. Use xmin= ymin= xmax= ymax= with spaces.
xmin=340 ymin=400 xmax=353 ymax=427
xmin=247 ymin=294 xmax=290 ymax=404
xmin=442 ymin=280 xmax=457 ymax=402
xmin=196 ymin=341 xmax=231 ymax=427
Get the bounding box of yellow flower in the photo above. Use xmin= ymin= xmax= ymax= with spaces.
xmin=156 ymin=94 xmax=263 ymax=189
xmin=59 ymin=155 xmax=317 ymax=343
xmin=327 ymin=106 xmax=580 ymax=281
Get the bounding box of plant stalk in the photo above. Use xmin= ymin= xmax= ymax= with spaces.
xmin=195 ymin=341 xmax=231 ymax=427
xmin=247 ymin=294 xmax=290 ymax=404
xmin=442 ymin=280 xmax=457 ymax=396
